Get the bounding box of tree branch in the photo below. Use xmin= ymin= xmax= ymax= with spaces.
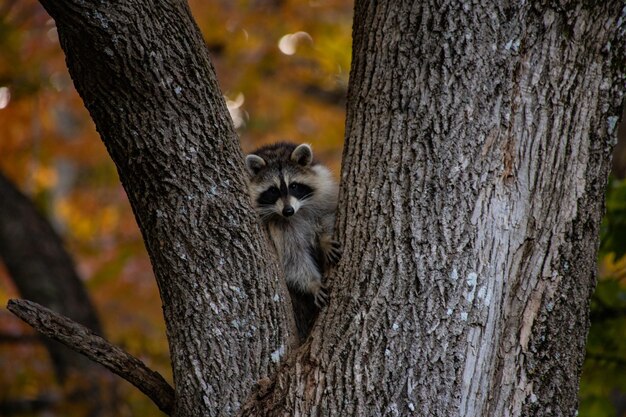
xmin=7 ymin=299 xmax=174 ymax=415
xmin=34 ymin=0 xmax=296 ymax=412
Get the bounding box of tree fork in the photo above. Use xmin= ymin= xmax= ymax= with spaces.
xmin=22 ymin=0 xmax=626 ymax=416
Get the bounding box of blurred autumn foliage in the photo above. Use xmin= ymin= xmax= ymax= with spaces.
xmin=0 ymin=1 xmax=625 ymax=416
xmin=580 ymin=177 xmax=626 ymax=417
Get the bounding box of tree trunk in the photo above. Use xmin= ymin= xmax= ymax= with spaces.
xmin=242 ymin=2 xmax=625 ymax=416
xmin=0 ymin=171 xmax=102 ymax=380
xmin=35 ymin=0 xmax=296 ymax=416
xmin=23 ymin=1 xmax=626 ymax=416
xmin=0 ymin=171 xmax=118 ymax=416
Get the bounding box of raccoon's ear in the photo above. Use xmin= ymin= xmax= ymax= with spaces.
xmin=245 ymin=154 xmax=266 ymax=175
xmin=291 ymin=144 xmax=313 ymax=166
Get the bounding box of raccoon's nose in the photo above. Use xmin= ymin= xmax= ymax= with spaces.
xmin=282 ymin=205 xmax=295 ymax=217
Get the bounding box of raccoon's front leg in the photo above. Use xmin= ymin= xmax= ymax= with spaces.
xmin=319 ymin=233 xmax=342 ymax=265
xmin=284 ymin=251 xmax=329 ymax=307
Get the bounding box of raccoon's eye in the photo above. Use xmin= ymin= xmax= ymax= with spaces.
xmin=288 ymin=182 xmax=313 ymax=200
xmin=258 ymin=186 xmax=280 ymax=205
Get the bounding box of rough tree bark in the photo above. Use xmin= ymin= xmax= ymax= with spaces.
xmin=11 ymin=1 xmax=625 ymax=417
xmin=242 ymin=2 xmax=626 ymax=416
xmin=32 ymin=0 xmax=296 ymax=416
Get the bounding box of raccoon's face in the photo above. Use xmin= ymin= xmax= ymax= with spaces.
xmin=245 ymin=143 xmax=319 ymax=221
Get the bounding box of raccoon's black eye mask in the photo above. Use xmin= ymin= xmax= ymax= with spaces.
xmin=289 ymin=183 xmax=313 ymax=200
xmin=258 ymin=186 xmax=280 ymax=205
xmin=257 ymin=183 xmax=314 ymax=206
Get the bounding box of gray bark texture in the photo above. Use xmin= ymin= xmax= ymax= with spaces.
xmin=22 ymin=0 xmax=626 ymax=416
xmin=35 ymin=0 xmax=296 ymax=416
xmin=242 ymin=2 xmax=626 ymax=416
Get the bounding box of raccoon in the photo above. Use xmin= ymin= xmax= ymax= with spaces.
xmin=245 ymin=142 xmax=341 ymax=307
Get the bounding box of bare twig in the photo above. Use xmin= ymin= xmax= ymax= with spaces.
xmin=7 ymin=299 xmax=175 ymax=415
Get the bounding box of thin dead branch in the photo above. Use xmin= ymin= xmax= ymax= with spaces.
xmin=6 ymin=299 xmax=174 ymax=415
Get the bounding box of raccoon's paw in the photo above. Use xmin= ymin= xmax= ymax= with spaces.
xmin=324 ymin=240 xmax=342 ymax=265
xmin=314 ymin=286 xmax=329 ymax=308
xmin=311 ymin=282 xmax=329 ymax=308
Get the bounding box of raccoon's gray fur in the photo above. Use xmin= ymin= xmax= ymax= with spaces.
xmin=245 ymin=142 xmax=340 ymax=307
